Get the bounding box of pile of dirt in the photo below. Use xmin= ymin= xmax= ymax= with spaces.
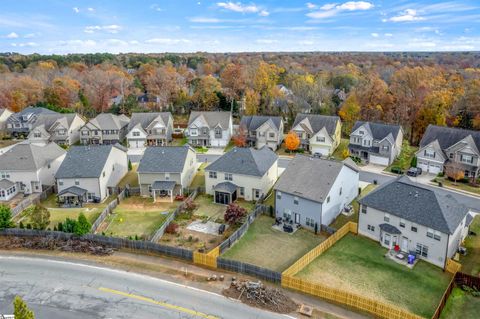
xmin=0 ymin=236 xmax=115 ymax=256
xmin=223 ymin=279 xmax=297 ymax=314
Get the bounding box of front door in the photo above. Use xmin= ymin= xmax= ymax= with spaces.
xmin=402 ymin=237 xmax=408 ymax=252
xmin=294 ymin=213 xmax=300 ymax=224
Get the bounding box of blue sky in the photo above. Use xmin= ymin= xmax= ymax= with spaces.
xmin=0 ymin=1 xmax=479 ymax=53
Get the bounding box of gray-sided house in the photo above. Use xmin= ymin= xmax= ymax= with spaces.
xmin=0 ymin=142 xmax=66 ymax=199
xmin=274 ymin=155 xmax=359 ymax=231
xmin=291 ymin=114 xmax=341 ymax=156
xmin=27 ymin=113 xmax=86 ymax=146
xmin=137 ymin=146 xmax=197 ymax=202
xmin=55 ymin=144 xmax=128 ymax=205
xmin=6 ymin=107 xmax=58 ymax=138
xmin=126 ymin=112 xmax=173 ymax=149
xmin=416 ymin=125 xmax=480 ymax=178
xmin=239 ymin=115 xmax=284 ymax=151
xmin=185 ymin=111 xmax=233 ymax=148
xmin=80 ymin=113 xmax=130 ymax=145
xmin=205 ymin=147 xmax=278 ymax=204
xmin=348 ymin=121 xmax=403 ymax=166
xmin=358 ymin=176 xmax=471 ymax=269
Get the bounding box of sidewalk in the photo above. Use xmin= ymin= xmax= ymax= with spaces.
xmin=205 ymin=147 xmax=225 ymax=155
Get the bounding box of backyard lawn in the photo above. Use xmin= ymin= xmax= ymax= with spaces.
xmin=190 ymin=163 xmax=207 ymax=189
xmin=296 ymin=234 xmax=452 ymax=318
xmin=460 ymin=215 xmax=480 ymax=276
xmin=222 ymin=215 xmax=326 ymax=272
xmin=193 ymin=194 xmax=256 ymax=221
xmin=331 ymin=138 xmax=349 ymax=160
xmin=386 ymin=140 xmax=418 ymax=172
xmin=118 ymin=164 xmax=139 ymax=188
xmin=440 ymin=287 xmax=480 ymax=319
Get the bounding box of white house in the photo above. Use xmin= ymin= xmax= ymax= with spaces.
xmin=291 ymin=114 xmax=341 ymax=156
xmin=80 ymin=113 xmax=130 ymax=145
xmin=0 ymin=108 xmax=13 ymax=133
xmin=205 ymin=147 xmax=278 ymax=204
xmin=0 ymin=142 xmax=66 ymax=198
xmin=274 ymin=155 xmax=359 ymax=230
xmin=240 ymin=115 xmax=284 ymax=151
xmin=55 ymin=144 xmax=128 ymax=204
xmin=185 ymin=111 xmax=233 ymax=148
xmin=126 ymin=112 xmax=174 ymax=149
xmin=27 ymin=113 xmax=86 ymax=146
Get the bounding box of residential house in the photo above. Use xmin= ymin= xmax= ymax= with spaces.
xmin=6 ymin=107 xmax=58 ymax=137
xmin=27 ymin=113 xmax=86 ymax=146
xmin=0 ymin=108 xmax=13 ymax=133
xmin=0 ymin=142 xmax=66 ymax=198
xmin=55 ymin=144 xmax=128 ymax=204
xmin=240 ymin=115 xmax=284 ymax=151
xmin=185 ymin=111 xmax=233 ymax=148
xmin=126 ymin=112 xmax=174 ymax=149
xmin=274 ymin=155 xmax=359 ymax=230
xmin=291 ymin=114 xmax=341 ymax=156
xmin=348 ymin=121 xmax=403 ymax=166
xmin=205 ymin=147 xmax=278 ymax=204
xmin=274 ymin=85 xmax=312 ymax=115
xmin=137 ymin=146 xmax=197 ymax=202
xmin=358 ymin=176 xmax=470 ymax=269
xmin=416 ymin=125 xmax=480 ymax=177
xmin=80 ymin=113 xmax=130 ymax=145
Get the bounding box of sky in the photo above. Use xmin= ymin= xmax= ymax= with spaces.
xmin=0 ymin=0 xmax=479 ymax=53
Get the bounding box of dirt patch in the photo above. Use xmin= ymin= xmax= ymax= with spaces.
xmin=160 ymin=227 xmax=223 ymax=252
xmin=223 ymin=279 xmax=297 ymax=314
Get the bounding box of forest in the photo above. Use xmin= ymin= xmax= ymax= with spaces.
xmin=1 ymin=51 xmax=480 ymax=145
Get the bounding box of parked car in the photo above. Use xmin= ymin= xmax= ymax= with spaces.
xmin=313 ymin=152 xmax=322 ymax=158
xmin=407 ymin=167 xmax=422 ymax=177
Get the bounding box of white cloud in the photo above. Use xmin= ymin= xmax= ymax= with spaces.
xmin=105 ymin=39 xmax=129 ymax=46
xmin=307 ymin=1 xmax=373 ymax=19
xmin=84 ymin=25 xmax=122 ymax=34
xmin=216 ymin=2 xmax=268 ymax=16
xmin=371 ymin=32 xmax=379 ymax=37
xmin=11 ymin=42 xmax=38 ymax=47
xmin=6 ymin=32 xmax=18 ymax=39
xmin=255 ymin=39 xmax=278 ymax=44
xmin=24 ymin=33 xmax=36 ymax=38
xmin=59 ymin=40 xmax=97 ymax=47
xmin=150 ymin=4 xmax=162 ymax=12
xmin=384 ymin=33 xmax=393 ymax=37
xmin=189 ymin=17 xmax=222 ymax=23
xmin=306 ymin=2 xmax=317 ymax=9
xmin=408 ymin=41 xmax=436 ymax=48
xmin=259 ymin=10 xmax=269 ymax=16
xmin=145 ymin=38 xmax=191 ymax=44
xmin=389 ymin=9 xmax=424 ymax=22
xmin=129 ymin=40 xmax=140 ymax=45
xmin=87 ymin=7 xmax=95 ymax=12
xmin=73 ymin=7 xmax=80 ymax=13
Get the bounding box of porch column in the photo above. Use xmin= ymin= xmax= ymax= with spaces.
xmin=170 ymin=190 xmax=173 ymax=202
xmin=153 ymin=190 xmax=156 ymax=202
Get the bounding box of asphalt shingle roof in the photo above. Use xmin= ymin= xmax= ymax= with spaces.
xmin=274 ymin=155 xmax=358 ymax=203
xmin=188 ymin=111 xmax=231 ymax=129
xmin=58 ymin=186 xmax=88 ymax=196
xmin=0 ymin=179 xmax=14 ymax=189
xmin=352 ymin=121 xmax=401 ymax=141
xmin=151 ymin=180 xmax=176 ymax=190
xmin=214 ymin=181 xmax=238 ymax=193
xmin=89 ymin=113 xmax=130 ymax=130
xmin=419 ymin=125 xmax=480 ymax=150
xmin=292 ymin=114 xmax=339 ymax=136
xmin=137 ymin=146 xmax=193 ymax=173
xmin=206 ymin=147 xmax=278 ymax=177
xmin=0 ymin=142 xmax=66 ymax=171
xmin=127 ymin=112 xmax=172 ymax=131
xmin=240 ymin=116 xmax=282 ymax=131
xmin=359 ymin=176 xmax=469 ymax=234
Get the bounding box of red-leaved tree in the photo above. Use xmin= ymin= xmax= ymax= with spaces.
xmin=232 ymin=124 xmax=247 ymax=147
xmin=224 ymin=203 xmax=247 ymax=225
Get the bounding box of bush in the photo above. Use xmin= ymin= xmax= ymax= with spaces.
xmin=19 ymin=221 xmax=24 ymax=229
xmin=410 ymin=156 xmax=417 ymax=168
xmin=0 ymin=205 xmax=15 ymax=229
xmin=165 ymin=222 xmax=179 ymax=234
xmin=74 ymin=213 xmax=91 ymax=236
xmin=391 ymin=166 xmax=404 ymax=174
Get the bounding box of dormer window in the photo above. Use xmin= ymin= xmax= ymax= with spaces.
xmin=214 ymin=127 xmax=222 ymax=138
xmin=460 ymin=154 xmax=474 ymax=164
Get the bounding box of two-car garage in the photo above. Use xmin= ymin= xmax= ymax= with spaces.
xmin=369 ymin=155 xmax=390 ymax=166
xmin=417 ymin=160 xmax=443 ymax=175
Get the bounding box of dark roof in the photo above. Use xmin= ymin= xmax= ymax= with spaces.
xmin=352 ymin=121 xmax=402 ymax=141
xmin=58 ymin=186 xmax=87 ymax=197
xmin=240 ymin=116 xmax=282 ymax=131
xmin=419 ymin=125 xmax=480 ymax=150
xmin=0 ymin=142 xmax=66 ymax=171
xmin=292 ymin=114 xmax=339 ymax=135
xmin=206 ymin=147 xmax=278 ymax=177
xmin=379 ymin=223 xmax=402 ymax=235
xmin=127 ymin=112 xmax=172 ymax=131
xmin=274 ymin=155 xmax=358 ymax=203
xmin=151 ymin=180 xmax=176 ymax=190
xmin=55 ymin=145 xmax=124 ymax=179
xmin=214 ymin=182 xmax=238 ymax=193
xmin=466 ymin=213 xmax=475 ymax=227
xmin=138 ymin=146 xmax=193 ymax=173
xmin=359 ymin=176 xmax=469 ymax=234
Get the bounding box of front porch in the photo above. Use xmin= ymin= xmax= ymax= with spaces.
xmin=57 ymin=186 xmax=88 ymax=208
xmin=146 ymin=138 xmax=167 ymax=146
xmin=151 ymin=181 xmax=178 ymax=203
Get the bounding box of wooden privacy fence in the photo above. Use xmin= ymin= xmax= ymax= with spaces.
xmin=431 ymin=274 xmax=456 ymax=319
xmin=11 ymin=186 xmax=54 ymax=217
xmin=445 ymin=259 xmax=462 ymax=274
xmin=193 ymin=246 xmax=219 ymax=268
xmin=217 ymin=257 xmax=282 ymax=283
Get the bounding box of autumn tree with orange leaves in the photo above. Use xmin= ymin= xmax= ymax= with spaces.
xmin=232 ymin=124 xmax=247 ymax=147
xmin=284 ymin=131 xmax=300 ymax=152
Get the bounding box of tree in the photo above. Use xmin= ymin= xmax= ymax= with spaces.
xmin=29 ymin=205 xmax=50 ymax=230
xmin=62 ymin=218 xmax=77 ymax=233
xmin=253 ymin=61 xmax=282 ymax=113
xmin=74 ymin=213 xmax=91 ymax=236
xmin=411 ymin=156 xmax=417 ymax=168
xmin=13 ymin=296 xmax=35 ymax=319
xmin=284 ymin=131 xmax=300 ymax=152
xmin=128 ymin=159 xmax=132 ymax=171
xmin=224 ymin=203 xmax=247 ymax=225
xmin=0 ymin=205 xmax=14 ymax=229
xmin=446 ymin=162 xmax=465 ymax=185
xmin=192 ymin=75 xmax=221 ymax=110
xmin=244 ymin=88 xmax=259 ymax=115
xmin=338 ymin=93 xmax=361 ymax=134
xmin=232 ymin=124 xmax=247 ymax=147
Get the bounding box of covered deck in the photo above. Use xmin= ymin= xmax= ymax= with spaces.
xmin=57 ymin=186 xmax=88 ymax=208
xmin=151 ymin=181 xmax=178 ymax=202
xmin=0 ymin=179 xmax=18 ymax=202
xmin=214 ymin=182 xmax=237 ymax=205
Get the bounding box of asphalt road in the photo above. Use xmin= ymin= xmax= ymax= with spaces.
xmin=0 ymin=255 xmax=293 ymax=319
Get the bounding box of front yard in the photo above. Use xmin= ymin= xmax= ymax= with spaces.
xmin=385 ymin=140 xmax=418 ymax=172
xmin=440 ymin=287 xmax=480 ymax=319
xmin=433 ymin=176 xmax=480 ymax=196
xmin=295 ymin=233 xmax=451 ymax=318
xmin=459 ymin=215 xmax=480 ymax=276
xmin=222 ymin=215 xmax=327 ymax=272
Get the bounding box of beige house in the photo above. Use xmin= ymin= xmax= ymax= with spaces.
xmin=291 ymin=114 xmax=341 ymax=156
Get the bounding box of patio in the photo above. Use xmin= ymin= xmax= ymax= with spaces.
xmin=272 ymin=217 xmax=301 ymax=234
xmin=385 ymin=249 xmax=418 ymax=269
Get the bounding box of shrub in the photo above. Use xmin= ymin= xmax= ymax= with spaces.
xmin=165 ymin=222 xmax=179 ymax=234
xmin=19 ymin=221 xmax=24 ymax=229
xmin=224 ymin=203 xmax=247 ymax=225
xmin=410 ymin=156 xmax=417 ymax=168
xmin=57 ymin=222 xmax=63 ymax=232
xmin=391 ymin=166 xmax=403 ymax=174
xmin=0 ymin=205 xmax=15 ymax=229
xmin=74 ymin=213 xmax=91 ymax=235
xmin=26 ymin=224 xmax=32 ymax=229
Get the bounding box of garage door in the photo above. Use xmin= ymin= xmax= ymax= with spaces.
xmin=311 ymin=145 xmax=330 ymax=156
xmin=418 ymin=161 xmax=442 ymax=174
xmin=370 ymin=155 xmax=389 ymax=166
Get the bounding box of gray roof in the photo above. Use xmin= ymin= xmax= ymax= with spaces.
xmin=214 ymin=181 xmax=238 ymax=193
xmin=33 ymin=113 xmax=78 ymax=131
xmin=292 ymin=114 xmax=339 ymax=135
xmin=466 ymin=212 xmax=475 ymax=227
xmin=359 ymin=176 xmax=469 ymax=234
xmin=419 ymin=125 xmax=480 ymax=150
xmin=240 ymin=116 xmax=282 ymax=131
xmin=274 ymin=155 xmax=358 ymax=203
xmin=0 ymin=142 xmax=66 ymax=171
xmin=127 ymin=112 xmax=172 ymax=131
xmin=55 ymin=144 xmax=124 ymax=179
xmin=379 ymin=223 xmax=402 ymax=235
xmin=151 ymin=180 xmax=176 ymax=191
xmin=0 ymin=179 xmax=14 ymax=189
xmin=138 ymin=146 xmax=193 ymax=173
xmin=89 ymin=113 xmax=130 ymax=130
xmin=58 ymin=186 xmax=87 ymax=197
xmin=188 ymin=111 xmax=231 ymax=129
xmin=352 ymin=121 xmax=402 ymax=141
xmin=206 ymin=147 xmax=278 ymax=177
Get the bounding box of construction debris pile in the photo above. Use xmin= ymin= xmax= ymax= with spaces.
xmin=223 ymin=279 xmax=297 ymax=314
xmin=0 ymin=236 xmax=115 ymax=256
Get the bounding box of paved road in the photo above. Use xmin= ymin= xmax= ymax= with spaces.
xmin=0 ymin=255 xmax=293 ymax=319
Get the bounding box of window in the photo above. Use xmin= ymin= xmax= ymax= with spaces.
xmin=75 ymin=179 xmax=79 ymax=186
xmin=214 ymin=127 xmax=222 ymax=138
xmin=399 ymin=219 xmax=405 ymax=228
xmin=209 ymin=171 xmax=217 ymax=179
xmin=240 ymin=187 xmax=245 ymax=196
xmin=367 ymin=225 xmax=375 ymax=232
xmin=382 ymin=145 xmax=389 ymax=151
xmin=326 ymin=196 xmax=330 ymax=203
xmin=1 ymin=172 xmax=10 ymax=179
xmin=276 ymin=191 xmax=282 ymax=200
xmin=47 ymin=164 xmax=51 ymax=169
xmin=224 ymin=173 xmax=233 ymax=181
xmin=202 ymin=128 xmax=208 ymax=135
xmin=306 ymin=217 xmax=315 ymax=227
xmin=148 ymin=186 xmax=152 ymax=193
xmin=416 ymin=243 xmax=429 ymax=258
xmin=133 ymin=131 xmax=140 ymax=137
xmin=58 ymin=129 xmax=66 ymax=135
xmin=339 ymin=187 xmax=342 ymax=196
xmin=103 ymin=171 xmax=105 ymax=177
xmin=82 ymin=130 xmax=88 ymax=136
xmin=33 ymin=132 xmax=41 ymax=138
xmin=424 ymin=149 xmax=435 ymax=158
xmin=165 ymin=173 xmax=170 ymax=181
xmin=461 ymin=154 xmax=474 ymax=164
xmin=259 ymin=131 xmax=265 ymax=137
xmin=384 ymin=233 xmax=391 ymax=246
xmin=427 ymin=228 xmax=434 ymax=238
xmin=94 ymin=130 xmax=99 ymax=135
xmin=269 ymin=132 xmax=275 ymax=138
xmin=433 ymin=231 xmax=441 ymax=241
xmin=190 ymin=128 xmax=198 ymax=136
xmin=293 ymin=196 xmax=299 ymax=205
xmin=316 ymin=136 xmax=325 ymax=142
xmin=111 ymin=130 xmax=115 ymax=134
xmin=359 ymin=130 xmax=364 ymax=135
xmin=254 ymin=189 xmax=260 ymax=199
xmin=58 ymin=180 xmax=63 ymax=186
xmin=411 ymin=223 xmax=418 ymax=232
xmin=361 ymin=205 xmax=367 ymax=214
xmin=449 ymin=153 xmax=454 ymax=159
xmin=384 ymin=213 xmax=390 ymax=222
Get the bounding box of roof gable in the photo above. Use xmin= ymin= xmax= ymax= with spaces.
xmin=188 ymin=111 xmax=231 ymax=129
xmin=292 ymin=114 xmax=339 ymax=136
xmin=137 ymin=146 xmax=193 ymax=173
xmin=420 ymin=125 xmax=480 ymax=151
xmin=352 ymin=121 xmax=401 ymax=141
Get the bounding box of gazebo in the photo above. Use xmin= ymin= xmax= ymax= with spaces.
xmin=151 ymin=181 xmax=177 ymax=202
xmin=57 ymin=186 xmax=88 ymax=207
xmin=214 ymin=182 xmax=237 ymax=205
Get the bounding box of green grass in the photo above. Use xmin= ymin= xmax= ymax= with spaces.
xmin=329 ymin=184 xmax=376 ymax=229
xmin=171 ymin=137 xmax=188 ymax=146
xmin=222 ymin=215 xmax=326 ymax=272
xmin=460 ymin=215 xmax=480 ymax=276
xmin=331 ymin=138 xmax=350 ymax=160
xmin=194 ymin=146 xmax=208 ymax=153
xmin=193 ymin=194 xmax=255 ymax=221
xmin=16 ymin=206 xmax=102 ymax=229
xmin=190 ymin=163 xmax=207 ymax=188
xmin=440 ymin=287 xmax=480 ymax=319
xmin=296 ymin=234 xmax=452 ymax=318
xmin=118 ymin=164 xmax=138 ymax=188
xmin=386 ymin=140 xmax=418 ymax=172
xmin=224 ymin=140 xmax=235 ymax=152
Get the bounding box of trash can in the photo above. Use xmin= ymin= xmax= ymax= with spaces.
xmin=408 ymin=254 xmax=415 ymax=264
